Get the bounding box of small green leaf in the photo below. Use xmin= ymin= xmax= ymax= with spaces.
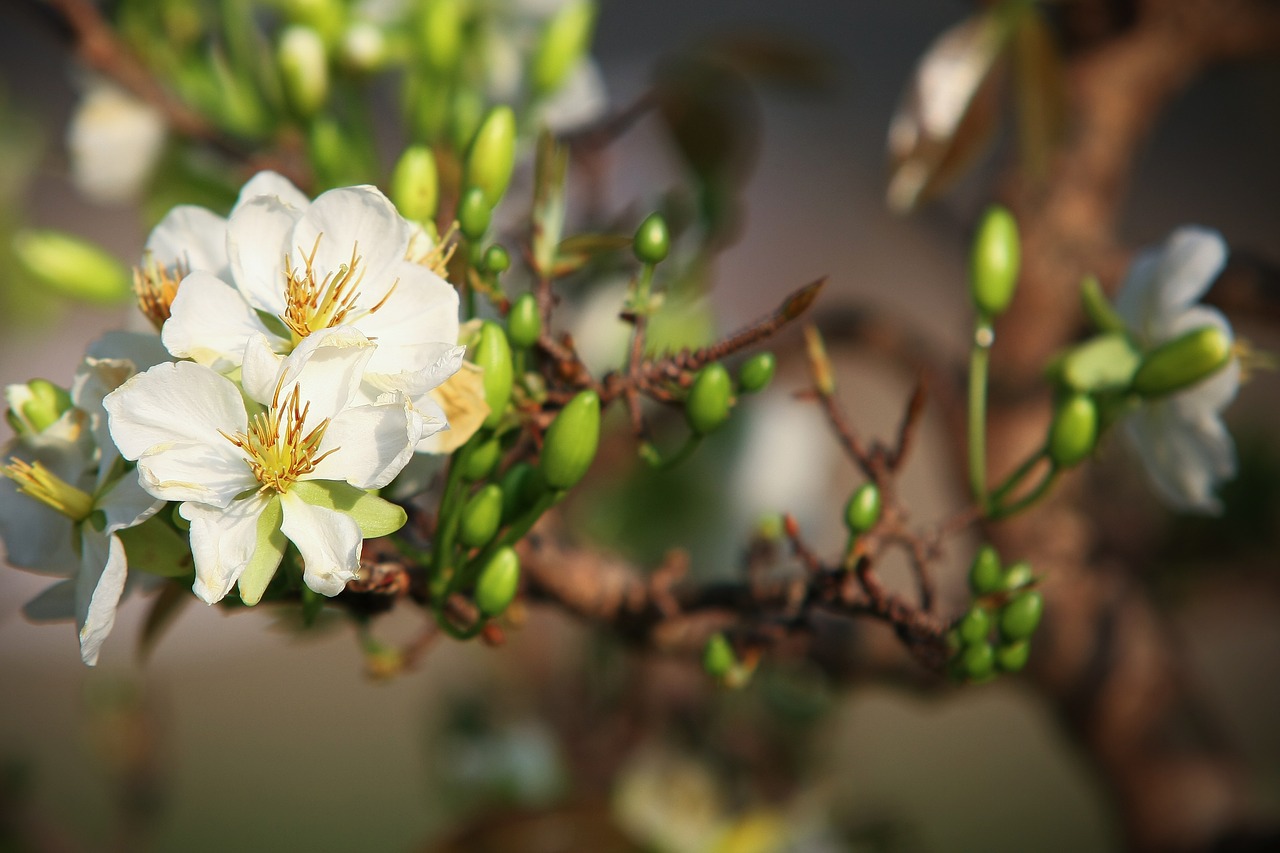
xmin=116 ymin=517 xmax=194 ymax=578
xmin=237 ymin=495 xmax=287 ymax=606
xmin=288 ymin=480 xmax=407 ymax=538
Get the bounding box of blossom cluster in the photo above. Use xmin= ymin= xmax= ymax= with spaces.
xmin=2 ymin=173 xmax=466 ymax=663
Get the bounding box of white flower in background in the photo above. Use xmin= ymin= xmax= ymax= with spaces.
xmin=1117 ymin=227 xmax=1240 ymax=514
xmin=537 ymin=59 xmax=607 ymax=134
xmin=68 ymin=81 xmax=166 ymax=205
xmin=105 ymin=327 xmax=421 ymax=604
xmin=161 ymin=173 xmax=462 ymax=447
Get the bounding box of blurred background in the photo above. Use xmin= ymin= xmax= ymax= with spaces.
xmin=1 ymin=1 xmax=1278 ymax=850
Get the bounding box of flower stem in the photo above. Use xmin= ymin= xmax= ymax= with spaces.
xmin=988 ymin=465 xmax=1059 ymax=520
xmin=968 ymin=319 xmax=994 ymax=512
xmin=989 ymin=448 xmax=1048 ymax=506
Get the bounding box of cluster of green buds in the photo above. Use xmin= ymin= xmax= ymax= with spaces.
xmin=950 ymin=545 xmax=1043 ymax=682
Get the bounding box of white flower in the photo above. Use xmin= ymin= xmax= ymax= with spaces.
xmin=105 ymin=327 xmax=421 ymax=605
xmin=1117 ymin=227 xmax=1239 ymax=514
xmin=160 ymin=173 xmax=462 ymax=448
xmin=67 ymin=81 xmax=166 ymax=205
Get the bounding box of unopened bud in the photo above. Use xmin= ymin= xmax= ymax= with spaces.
xmin=500 ymin=462 xmax=543 ymax=522
xmin=702 ymin=632 xmax=736 ymax=679
xmin=737 ymin=352 xmax=776 ymax=393
xmin=1047 ymin=393 xmax=1098 ymax=468
xmin=996 ymin=640 xmax=1030 ymax=673
xmin=998 ymin=591 xmax=1043 ymax=642
xmin=632 ymin=212 xmax=669 ymax=265
xmin=541 ymin=390 xmax=601 ymax=490
xmin=461 ymin=435 xmax=501 ymax=481
xmin=459 ymin=484 xmax=504 ymax=548
xmin=340 ymin=21 xmax=386 ymax=72
xmin=959 ymin=640 xmax=996 ymax=682
xmin=957 ymin=605 xmax=991 ymax=646
xmin=1001 ymin=560 xmax=1034 ymax=592
xmin=1131 ymin=325 xmax=1232 ymax=398
xmin=466 ymin=105 xmax=517 ymax=208
xmin=532 ymin=0 xmax=597 ymax=96
xmin=420 ymin=0 xmax=465 ymax=72
xmin=6 ymin=380 xmax=73 ymax=436
xmin=484 ymin=245 xmax=511 ymax=275
xmin=968 ymin=545 xmax=1002 ymax=596
xmin=390 ymin=145 xmax=439 ymax=224
xmin=507 ymin=293 xmax=541 ymax=348
xmin=472 ymin=321 xmax=513 ymax=429
xmin=474 ymin=546 xmax=520 ymax=617
xmin=13 ymin=230 xmax=132 ymax=304
xmin=685 ymin=363 xmax=733 ymax=435
xmin=970 ymin=205 xmax=1020 ymax=318
xmin=457 ymin=187 xmax=492 ymax=241
xmin=278 ymin=26 xmax=330 ymax=118
xmin=283 ymin=0 xmax=344 ymax=43
xmin=844 ymin=482 xmax=882 ymax=534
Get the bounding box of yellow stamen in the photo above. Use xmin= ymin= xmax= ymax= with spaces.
xmin=1233 ymin=338 xmax=1277 ymax=384
xmin=279 ymin=235 xmax=398 ymax=346
xmin=220 ymin=378 xmax=338 ymax=494
xmin=134 ymin=253 xmax=188 ymax=330
xmin=3 ymin=458 xmax=94 ymax=521
xmin=406 ymin=222 xmax=458 ymax=278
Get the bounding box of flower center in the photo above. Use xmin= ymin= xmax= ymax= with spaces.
xmin=280 ymin=235 xmax=398 ymax=346
xmin=3 ymin=458 xmax=94 ymax=521
xmin=221 ymin=380 xmax=338 ymax=494
xmin=134 ymin=253 xmax=187 ymax=330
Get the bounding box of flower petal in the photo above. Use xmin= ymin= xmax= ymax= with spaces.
xmin=1124 ymin=402 xmax=1233 ymax=514
xmin=145 ymin=205 xmax=228 ymax=275
xmin=163 ymin=272 xmax=275 ymax=369
xmin=97 ymin=471 xmax=164 ymax=536
xmin=182 ymin=495 xmax=273 ymax=604
xmin=233 ymin=171 xmax=310 ymax=212
xmin=1152 ymin=227 xmax=1227 ymax=320
xmin=280 ymin=492 xmax=362 ymax=596
xmin=76 ymin=528 xmax=128 ymax=666
xmin=227 ymin=195 xmax=301 ymax=315
xmin=273 ymin=326 xmax=376 ymax=424
xmin=359 ymin=262 xmax=461 ymax=375
xmin=306 ymin=399 xmax=418 ymax=489
xmin=290 ymin=186 xmax=409 ymax=290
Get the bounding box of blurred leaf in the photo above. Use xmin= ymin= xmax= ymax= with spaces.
xmin=1012 ymin=9 xmax=1067 ymax=184
xmin=137 ymin=580 xmax=192 ymax=663
xmin=532 ymin=131 xmax=569 ymax=278
xmin=117 ymin=517 xmax=195 ymax=578
xmin=705 ymin=33 xmax=836 ymax=89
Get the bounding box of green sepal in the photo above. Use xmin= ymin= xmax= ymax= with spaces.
xmin=237 ymin=495 xmax=287 ymax=606
xmin=1060 ymin=333 xmax=1141 ymax=393
xmin=1079 ymin=275 xmax=1125 ymax=333
xmin=288 ymin=480 xmax=407 ymax=538
xmin=115 ymin=516 xmax=194 ymax=578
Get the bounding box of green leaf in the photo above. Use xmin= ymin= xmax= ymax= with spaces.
xmin=237 ymin=495 xmax=287 ymax=606
xmin=288 ymin=480 xmax=407 ymax=538
xmin=1060 ymin=333 xmax=1141 ymax=393
xmin=116 ymin=517 xmax=194 ymax=578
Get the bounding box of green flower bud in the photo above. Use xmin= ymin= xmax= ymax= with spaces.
xmin=278 ymin=26 xmax=329 ymax=118
xmin=461 ymin=435 xmax=502 ymax=481
xmin=390 ymin=145 xmax=439 ymax=224
xmin=959 ymin=640 xmax=996 ymax=682
xmin=1131 ymin=325 xmax=1233 ymax=398
xmin=339 ymin=21 xmax=387 ymax=72
xmin=507 ymin=293 xmax=541 ymax=348
xmin=996 ymin=640 xmax=1031 ymax=673
xmin=1002 ymin=560 xmax=1034 ymax=592
xmin=500 ymin=462 xmax=543 ymax=522
xmin=466 ymin=105 xmax=517 ymax=208
xmin=474 ymin=546 xmax=520 ymax=617
xmin=420 ymin=0 xmax=465 ymax=72
xmin=685 ymin=363 xmax=734 ymax=435
xmin=541 ymin=390 xmax=601 ymax=490
xmin=970 ymin=205 xmax=1021 ymax=318
xmin=457 ymin=187 xmax=492 ymax=242
xmin=459 ymin=484 xmax=504 ymax=549
xmin=957 ymin=605 xmax=991 ymax=646
xmin=703 ymin=632 xmax=736 ymax=679
xmin=968 ymin=545 xmax=1002 ymax=596
xmin=737 ymin=352 xmax=776 ymax=393
xmin=633 ymin=212 xmax=670 ymax=265
xmin=485 ymin=245 xmax=512 ymax=275
xmin=449 ymin=87 xmax=486 ymax=154
xmin=13 ymin=230 xmax=131 ymax=304
xmin=283 ymin=0 xmax=345 ymax=43
xmin=1047 ymin=393 xmax=1098 ymax=468
xmin=844 ymin=483 xmax=882 ymax=534
xmin=531 ymin=0 xmax=597 ymax=96
xmin=1060 ymin=332 xmax=1142 ymax=393
xmin=472 ymin=321 xmax=513 ymax=428
xmin=6 ymin=380 xmax=73 ymax=435
xmin=999 ymin=591 xmax=1043 ymax=641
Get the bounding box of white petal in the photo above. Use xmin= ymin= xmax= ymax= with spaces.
xmin=0 ymin=441 xmax=84 ymax=574
xmin=97 ymin=471 xmax=164 ymax=535
xmin=106 ymin=361 xmax=248 ymax=458
xmin=227 ymin=195 xmax=301 ymax=314
xmin=145 ymin=205 xmax=229 ymax=275
xmin=1114 ymin=248 xmax=1161 ymax=342
xmin=1124 ymin=404 xmax=1232 ymax=514
xmin=274 ymin=326 xmax=376 ymax=424
xmin=280 ymin=492 xmax=362 ymax=596
xmin=22 ymin=579 xmax=76 ymax=622
xmin=163 ymin=272 xmax=275 ymax=369
xmin=307 ymin=400 xmax=418 ymax=489
xmin=1177 ymin=356 xmax=1241 ymax=416
xmin=134 ymin=441 xmax=256 ymax=507
xmin=1152 ymin=227 xmax=1227 ymax=319
xmin=359 ymin=262 xmax=461 ymax=375
xmin=290 ymin=186 xmax=409 ymax=290
xmin=240 ymin=333 xmax=288 ymax=406
xmin=182 ymin=495 xmax=272 ymax=604
xmin=233 ymin=171 xmax=310 ymax=213
xmin=85 ymin=330 xmax=169 ymax=370
xmin=76 ymin=528 xmax=128 ymax=666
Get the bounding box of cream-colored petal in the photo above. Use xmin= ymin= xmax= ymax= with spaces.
xmin=306 ymin=399 xmax=418 ymax=489
xmin=233 ymin=170 xmax=310 ymax=212
xmin=359 ymin=262 xmax=461 ymax=375
xmin=182 ymin=495 xmax=272 ymax=604
xmin=145 ymin=205 xmax=228 ymax=275
xmin=227 ymin=195 xmax=301 ymax=314
xmin=290 ymin=186 xmax=409 ymax=290
xmin=163 ymin=272 xmax=275 ymax=370
xmin=76 ymin=528 xmax=128 ymax=666
xmin=280 ymin=492 xmax=362 ymax=596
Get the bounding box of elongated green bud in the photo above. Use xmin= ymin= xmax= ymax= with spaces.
xmin=500 ymin=462 xmax=542 ymax=522
xmin=1047 ymin=394 xmax=1098 ymax=468
xmin=459 ymin=484 xmax=504 ymax=548
xmin=633 ymin=212 xmax=670 ymax=265
xmin=737 ymin=352 xmax=775 ymax=393
xmin=466 ymin=106 xmax=517 ymax=208
xmin=970 ymin=205 xmax=1020 ymax=318
xmin=532 ymin=0 xmax=597 ymax=96
xmin=507 ymin=293 xmax=541 ymax=348
xmin=278 ymin=26 xmax=329 ymax=118
xmin=340 ymin=21 xmax=387 ymax=72
xmin=472 ymin=322 xmax=513 ymax=428
xmin=685 ymin=363 xmax=734 ymax=435
xmin=702 ymin=632 xmax=736 ymax=679
xmin=474 ymin=547 xmax=520 ymax=617
xmin=461 ymin=435 xmax=501 ymax=481
xmin=1002 ymin=560 xmax=1034 ymax=592
xmin=1131 ymin=326 xmax=1232 ymax=398
xmin=457 ymin=187 xmax=491 ymax=242
xmin=13 ymin=230 xmax=131 ymax=304
xmin=844 ymin=482 xmax=882 ymax=534
xmin=6 ymin=380 xmax=73 ymax=436
xmin=390 ymin=145 xmax=438 ymax=224
xmin=541 ymin=390 xmax=601 ymax=490
xmin=998 ymin=591 xmax=1043 ymax=641
xmin=420 ymin=0 xmax=464 ymax=72
xmin=959 ymin=640 xmax=996 ymax=682
xmin=283 ymin=0 xmax=344 ymax=43
xmin=957 ymin=605 xmax=991 ymax=646
xmin=484 ymin=245 xmax=511 ymax=275
xmin=996 ymin=640 xmax=1030 ymax=673
xmin=968 ymin=545 xmax=1002 ymax=596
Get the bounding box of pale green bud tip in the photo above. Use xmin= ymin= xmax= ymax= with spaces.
xmin=279 ymin=26 xmax=330 ymax=118
xmin=473 ymin=321 xmax=514 ymax=428
xmin=533 ymin=0 xmax=598 ymax=96
xmin=390 ymin=146 xmax=439 ymax=224
xmin=685 ymin=363 xmax=734 ymax=435
xmin=7 ymin=380 xmax=73 ymax=435
xmin=970 ymin=205 xmax=1021 ymax=318
xmin=1131 ymin=325 xmax=1232 ymax=398
xmin=1047 ymin=393 xmax=1098 ymax=468
xmin=459 ymin=484 xmax=504 ymax=549
xmin=844 ymin=483 xmax=882 ymax=533
xmin=421 ymin=0 xmax=465 ymax=72
xmin=475 ymin=547 xmax=520 ymax=617
xmin=703 ymin=632 xmax=736 ymax=678
xmin=541 ymin=390 xmax=601 ymax=490
xmin=466 ymin=106 xmax=517 ymax=208
xmin=738 ymin=352 xmax=776 ymax=393
xmin=633 ymin=212 xmax=670 ymax=265
xmin=507 ymin=293 xmax=541 ymax=348
xmin=340 ymin=22 xmax=386 ymax=71
xmin=13 ymin=230 xmax=131 ymax=304
xmin=457 ymin=187 xmax=492 ymax=241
